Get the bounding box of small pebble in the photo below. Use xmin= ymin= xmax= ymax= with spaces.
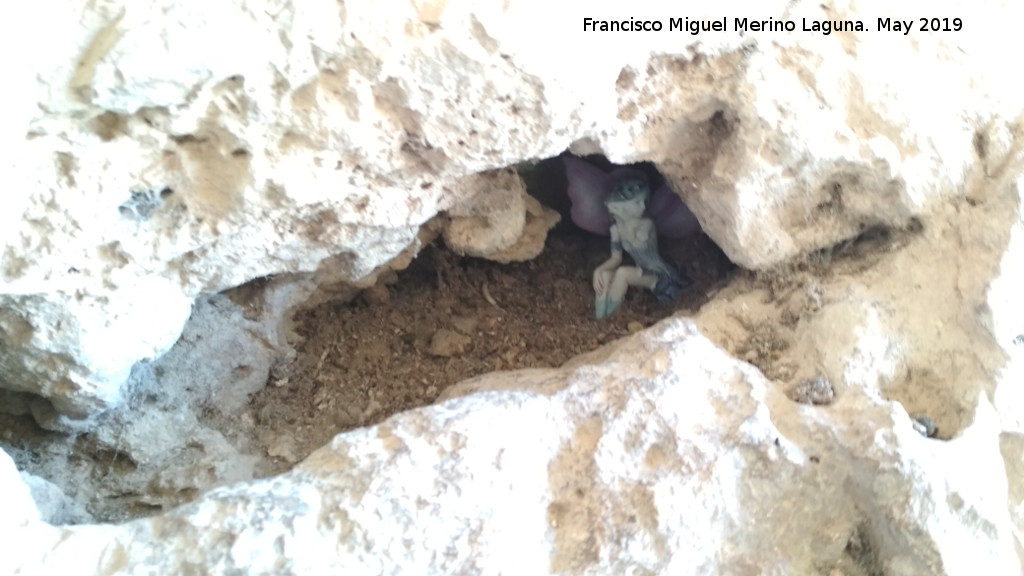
xmin=428 ymin=329 xmax=471 ymax=357
xmin=267 ymin=437 xmax=299 ymax=464
xmin=451 ymin=315 xmax=479 ymax=336
xmin=362 ymin=284 xmax=390 ymax=305
xmin=627 ymin=321 xmax=644 ymax=334
xmin=361 ymin=399 xmax=383 ymax=421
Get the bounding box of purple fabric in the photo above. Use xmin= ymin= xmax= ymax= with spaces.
xmin=562 ymin=155 xmax=701 ymax=238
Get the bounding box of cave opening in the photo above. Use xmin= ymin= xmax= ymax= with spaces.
xmin=227 ymin=152 xmax=737 ymax=477
xmin=0 ymin=151 xmax=737 ymax=523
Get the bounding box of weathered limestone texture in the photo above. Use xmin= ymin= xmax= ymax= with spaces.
xmin=7 ymin=321 xmax=1022 ymax=574
xmin=2 ymin=0 xmax=1021 ymax=421
xmin=18 ymin=471 xmax=94 ymax=526
xmin=443 ymin=168 xmax=562 ymax=262
xmin=2 ymin=0 xmax=1024 ymax=572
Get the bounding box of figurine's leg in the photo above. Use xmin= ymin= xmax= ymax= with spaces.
xmin=598 ymin=266 xmax=657 ymax=318
xmin=594 ymin=267 xmax=618 ymax=318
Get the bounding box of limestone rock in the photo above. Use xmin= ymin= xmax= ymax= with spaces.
xmin=7 ymin=320 xmax=1022 ymax=574
xmin=484 ymin=193 xmax=562 ymax=263
xmin=443 ymin=168 xmax=528 ymax=256
xmin=1 ymin=292 xmax=274 ymax=522
xmin=19 ymin=472 xmax=93 ymax=525
xmin=0 ymin=449 xmax=38 ymax=528
xmin=1 ymin=0 xmax=1023 ymax=573
xmin=443 ymin=168 xmax=561 ymax=262
xmin=3 ymin=0 xmax=1022 ymax=420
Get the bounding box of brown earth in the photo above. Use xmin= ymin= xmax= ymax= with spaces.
xmin=244 ymin=230 xmax=736 ymax=473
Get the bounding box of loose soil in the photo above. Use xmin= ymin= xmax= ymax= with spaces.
xmin=245 ymin=230 xmax=735 ymax=473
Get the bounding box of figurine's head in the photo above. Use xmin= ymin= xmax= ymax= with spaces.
xmin=605 ymin=178 xmax=650 ymax=219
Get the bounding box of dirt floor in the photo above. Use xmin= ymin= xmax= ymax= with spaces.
xmin=243 ymin=230 xmax=736 ymax=474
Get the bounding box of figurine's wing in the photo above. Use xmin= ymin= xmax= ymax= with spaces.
xmin=647 ymin=182 xmax=702 ymax=238
xmin=562 ymin=155 xmax=613 ymax=235
xmin=563 ymin=154 xmax=701 ymax=238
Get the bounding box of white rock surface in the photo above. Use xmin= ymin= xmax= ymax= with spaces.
xmin=2 ymin=0 xmax=1024 ymax=573
xmin=19 ymin=471 xmax=93 ymax=525
xmin=4 ymin=0 xmax=1022 ymax=419
xmin=0 ymin=449 xmax=39 ymax=527
xmin=6 ymin=320 xmax=1021 ymax=574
